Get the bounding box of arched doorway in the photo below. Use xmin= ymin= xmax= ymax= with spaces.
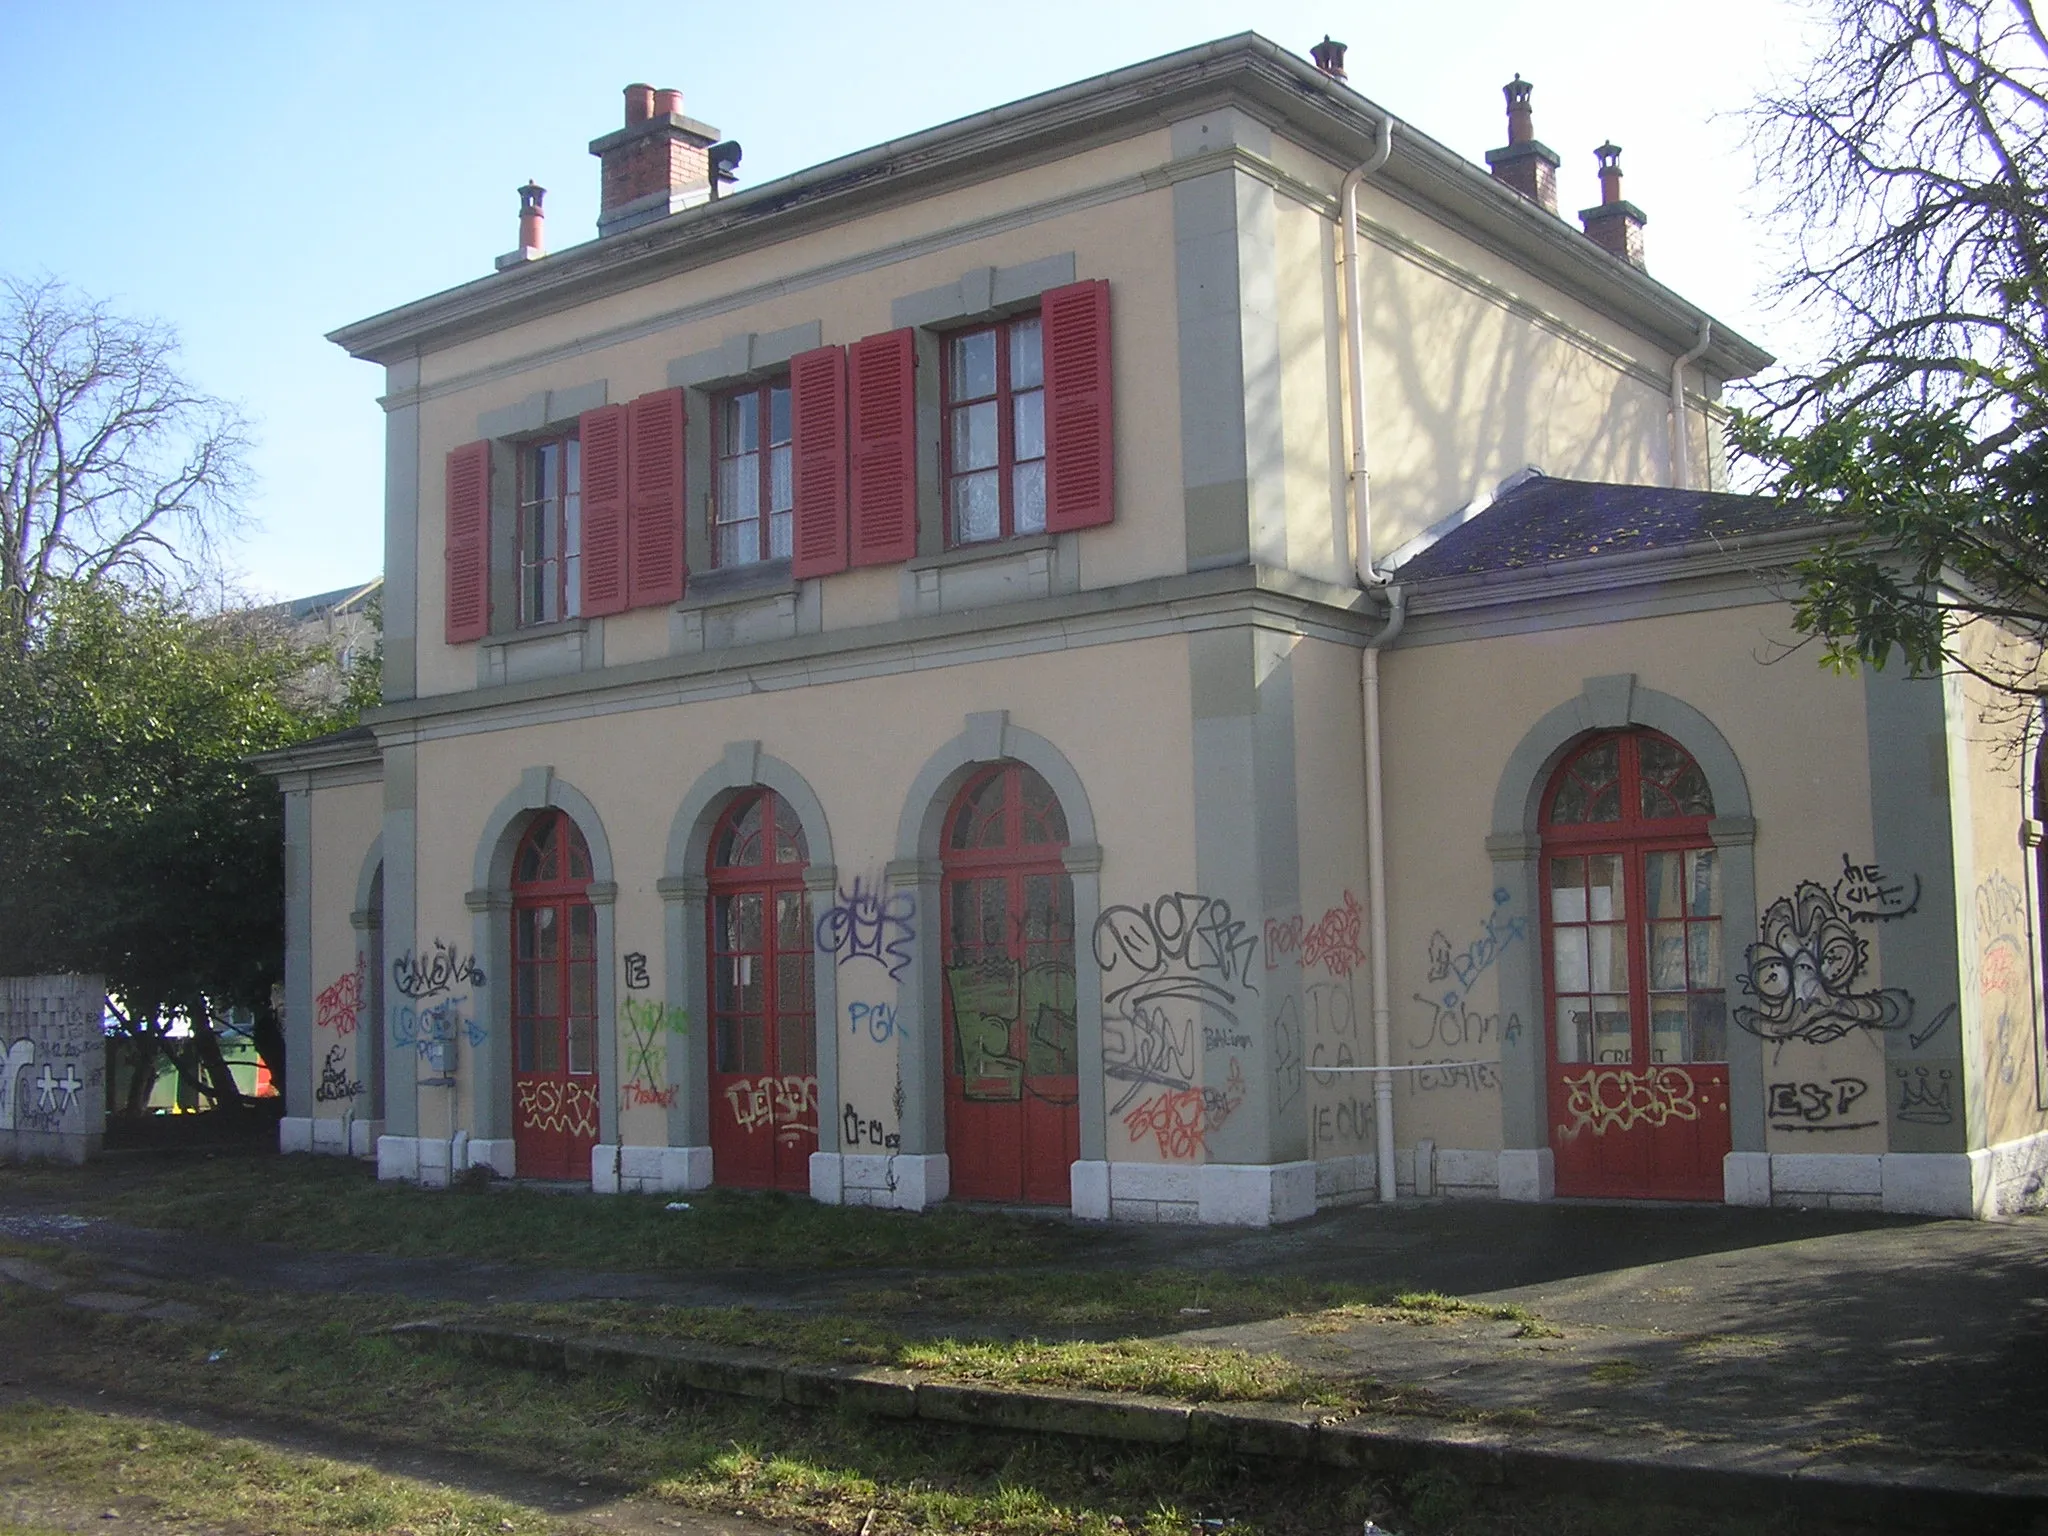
xmin=706 ymin=788 xmax=817 ymax=1190
xmin=940 ymin=762 xmax=1079 ymax=1204
xmin=510 ymin=811 xmax=600 ymax=1179
xmin=1542 ymin=730 xmax=1731 ymax=1199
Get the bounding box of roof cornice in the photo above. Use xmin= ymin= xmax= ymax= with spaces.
xmin=329 ymin=33 xmax=1770 ymax=379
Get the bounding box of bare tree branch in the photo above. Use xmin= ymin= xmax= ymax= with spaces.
xmin=0 ymin=274 xmax=250 ymax=652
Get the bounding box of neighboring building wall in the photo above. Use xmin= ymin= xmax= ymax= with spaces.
xmin=0 ymin=974 xmax=105 ymax=1164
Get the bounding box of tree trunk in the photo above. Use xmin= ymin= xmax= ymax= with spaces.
xmin=188 ymin=998 xmax=250 ymax=1113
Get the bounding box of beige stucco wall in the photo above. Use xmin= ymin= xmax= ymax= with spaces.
xmin=1378 ymin=601 xmax=1878 ymax=1155
xmin=307 ymin=778 xmax=383 ymax=1121
xmin=1943 ymin=634 xmax=2048 ymax=1152
xmin=404 ymin=636 xmax=1197 ymax=1151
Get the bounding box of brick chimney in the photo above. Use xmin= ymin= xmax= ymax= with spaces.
xmin=494 ymin=181 xmax=547 ymax=271
xmin=588 ymin=83 xmax=722 ymax=237
xmin=1483 ymin=76 xmax=1561 ymax=214
xmin=1579 ymin=142 xmax=1647 ymax=269
xmin=1310 ymin=35 xmax=1347 ymax=80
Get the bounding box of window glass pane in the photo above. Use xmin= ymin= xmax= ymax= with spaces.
xmin=718 ymin=798 xmax=765 ymax=867
xmin=515 ymin=1016 xmax=537 ymax=1074
xmin=776 ymin=890 xmax=809 ymax=948
xmin=1686 ymin=849 xmax=1721 ymax=917
xmin=1650 ymin=999 xmax=1688 ymax=1063
xmin=516 ymin=964 xmax=540 ymax=1020
xmin=743 ymin=1016 xmax=768 ymax=1076
xmin=564 ymin=437 xmax=580 ymax=499
xmin=952 ymin=400 xmax=999 ymax=471
xmin=537 ymin=1023 xmax=560 ymax=1074
xmin=1548 ymin=857 xmax=1586 ymax=922
xmin=1019 ymin=768 xmax=1068 ymax=844
xmin=566 ymin=826 xmax=592 ymax=881
xmin=1587 ymin=783 xmax=1622 ymax=821
xmin=717 ymin=524 xmax=752 ymax=568
xmin=1640 ymin=735 xmax=1714 ymax=818
xmin=768 ymin=509 xmax=792 ymax=561
xmin=1013 ymin=461 xmax=1046 ymax=534
xmin=563 ymin=519 xmax=580 ymax=618
xmin=1013 ymin=388 xmax=1045 ymax=462
xmin=769 ymin=443 xmax=793 ymax=513
xmin=1588 ymin=926 xmax=1628 ymax=992
xmin=718 ymin=952 xmax=763 ymax=1014
xmin=529 ymin=905 xmax=558 ymax=960
xmin=779 ymin=1017 xmax=815 ymax=1076
xmin=727 ymin=892 xmax=764 ymax=951
xmin=1649 ymin=922 xmax=1687 ymax=990
xmin=1688 ymin=922 xmax=1722 ymax=988
xmin=768 ymin=384 xmax=792 ymax=445
xmin=1555 ymin=999 xmax=1592 ymax=1063
xmin=568 ymin=1015 xmax=595 ymax=1075
xmin=1690 ymin=994 xmax=1728 ymax=1062
xmin=1553 ymin=928 xmax=1589 ymax=993
xmin=1644 ymin=852 xmax=1683 ymax=919
xmin=569 ymin=905 xmax=595 ymax=960
xmin=950 ymin=330 xmax=997 ymax=401
xmin=777 ymin=952 xmax=809 ymax=1013
xmin=1010 ymin=316 xmax=1043 ymax=390
xmin=525 ymin=959 xmax=559 ymax=1018
xmin=1549 ymin=773 xmax=1589 ymax=824
xmin=1591 ymin=999 xmax=1632 ymax=1063
xmin=716 ymin=1016 xmax=741 ymax=1074
xmin=1587 ymin=855 xmax=1624 ymax=921
xmin=954 ymin=470 xmax=1001 ymax=544
xmin=726 ymin=392 xmax=759 ymax=453
xmin=569 ymin=963 xmax=594 ymax=1019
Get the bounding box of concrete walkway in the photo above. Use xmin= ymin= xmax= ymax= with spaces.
xmin=3 ymin=1192 xmax=2045 ymax=1523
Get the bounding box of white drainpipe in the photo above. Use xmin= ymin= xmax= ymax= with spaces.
xmin=1340 ymin=114 xmax=1405 ymax=1204
xmin=1670 ymin=319 xmax=1712 ymax=490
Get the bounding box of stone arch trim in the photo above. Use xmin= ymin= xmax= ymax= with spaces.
xmin=1485 ymin=675 xmax=1764 ymax=1192
xmin=665 ymin=741 xmax=836 ymax=880
xmin=352 ymin=834 xmax=386 ymax=925
xmin=464 ymin=767 xmax=619 ymax=1166
xmin=472 ymin=766 xmax=618 ymax=895
xmin=891 ymin=711 xmax=1107 ymax=1185
xmin=661 ymin=743 xmax=838 ymax=1173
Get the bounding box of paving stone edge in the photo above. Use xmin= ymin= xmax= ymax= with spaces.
xmin=389 ymin=1321 xmax=2048 ymax=1534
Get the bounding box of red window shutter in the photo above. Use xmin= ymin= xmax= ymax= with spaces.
xmin=444 ymin=440 xmax=491 ymax=644
xmin=848 ymin=328 xmax=918 ymax=566
xmin=627 ymin=387 xmax=688 ymax=608
xmin=1042 ymin=279 xmax=1114 ymax=532
xmin=789 ymin=345 xmax=849 ymax=579
xmin=578 ymin=403 xmax=629 ymax=617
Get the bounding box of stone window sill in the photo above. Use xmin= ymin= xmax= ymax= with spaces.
xmin=908 ymin=533 xmax=1056 ymax=573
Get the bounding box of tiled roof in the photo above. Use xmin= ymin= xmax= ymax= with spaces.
xmin=1390 ymin=475 xmax=1825 ymax=582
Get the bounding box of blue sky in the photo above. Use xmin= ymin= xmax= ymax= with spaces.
xmin=0 ymin=0 xmax=1811 ymax=601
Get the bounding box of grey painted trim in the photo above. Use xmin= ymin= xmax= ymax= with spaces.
xmin=1486 ymin=677 xmax=1762 ymax=1158
xmin=1175 ymin=169 xmax=1250 ymax=571
xmin=665 ymin=747 xmax=839 ymax=1162
xmin=380 ymin=739 xmax=420 ymax=1139
xmin=283 ymin=789 xmax=313 ymax=1120
xmin=353 ymin=838 xmax=387 ymax=1122
xmin=1864 ymin=664 xmax=1966 ymax=1154
xmin=383 ymin=361 xmax=420 ymax=703
xmin=891 ymin=252 xmax=1077 ymax=330
xmin=667 ymin=321 xmax=823 ymax=390
xmin=468 ymin=769 xmax=618 ymax=1157
xmin=891 ymin=713 xmax=1106 ymax=1162
xmin=331 ymin=38 xmax=1765 ymax=380
xmin=475 ymin=378 xmax=610 ymax=441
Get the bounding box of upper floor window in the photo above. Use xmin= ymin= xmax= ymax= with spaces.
xmin=518 ymin=434 xmax=581 ymax=625
xmin=945 ymin=314 xmax=1045 ymax=547
xmin=715 ymin=380 xmax=793 ymax=568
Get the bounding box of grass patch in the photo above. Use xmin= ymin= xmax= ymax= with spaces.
xmin=0 ymin=1153 xmax=1089 ymax=1271
xmin=0 ymin=1401 xmax=549 ymax=1536
xmin=1588 ymin=1360 xmax=1646 ymax=1386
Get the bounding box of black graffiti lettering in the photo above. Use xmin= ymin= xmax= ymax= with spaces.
xmin=1833 ymin=853 xmax=1920 ymax=922
xmin=622 ymin=952 xmax=651 ymax=991
xmin=1766 ymin=1076 xmax=1873 ymax=1131
xmin=842 ymin=1104 xmax=901 ymax=1151
xmin=392 ymin=939 xmax=486 ymax=999
xmin=315 ymin=1043 xmax=365 ymax=1103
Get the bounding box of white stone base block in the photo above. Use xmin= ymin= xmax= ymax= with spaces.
xmin=1432 ymin=1148 xmax=1498 ymax=1198
xmin=310 ymin=1118 xmax=349 ymax=1156
xmin=1497 ymin=1147 xmax=1554 ymax=1202
xmin=1881 ymin=1152 xmax=1982 ymax=1217
xmin=1314 ymin=1152 xmax=1378 ymax=1207
xmin=809 ymin=1152 xmax=948 ymax=1210
xmin=278 ymin=1117 xmax=313 ymax=1155
xmin=591 ymin=1144 xmax=713 ymax=1194
xmin=468 ymin=1137 xmax=515 ymax=1178
xmin=1199 ymin=1161 xmax=1316 ymax=1226
xmin=1107 ymin=1161 xmax=1198 ymax=1223
xmin=1985 ymin=1129 xmax=2048 ymax=1215
xmin=1070 ymin=1159 xmax=1110 ymax=1220
xmin=1724 ymin=1151 xmax=1772 ymax=1207
xmin=350 ymin=1119 xmax=384 ymax=1158
xmin=377 ymin=1135 xmax=420 ymax=1183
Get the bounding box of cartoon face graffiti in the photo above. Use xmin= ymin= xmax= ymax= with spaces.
xmin=1735 ymin=882 xmax=1910 ymax=1046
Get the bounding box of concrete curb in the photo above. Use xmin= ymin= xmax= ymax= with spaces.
xmin=391 ymin=1321 xmax=2048 ymax=1534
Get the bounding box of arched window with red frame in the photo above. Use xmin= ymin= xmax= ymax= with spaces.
xmin=940 ymin=761 xmax=1079 ymax=1205
xmin=1540 ymin=730 xmax=1731 ymax=1200
xmin=511 ymin=811 xmax=600 ymax=1180
xmin=705 ymin=789 xmax=816 ymax=1191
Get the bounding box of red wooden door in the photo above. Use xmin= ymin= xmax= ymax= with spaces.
xmin=941 ymin=763 xmax=1080 ymax=1205
xmin=1542 ymin=732 xmax=1732 ymax=1200
xmin=707 ymin=790 xmax=817 ymax=1191
xmin=511 ymin=812 xmax=601 ymax=1180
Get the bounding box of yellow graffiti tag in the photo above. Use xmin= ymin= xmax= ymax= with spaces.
xmin=1559 ymin=1067 xmax=1699 ymax=1139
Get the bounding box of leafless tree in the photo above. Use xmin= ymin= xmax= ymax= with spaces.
xmin=0 ymin=275 xmax=250 ymax=651
xmin=1737 ymin=2 xmax=2048 ymax=706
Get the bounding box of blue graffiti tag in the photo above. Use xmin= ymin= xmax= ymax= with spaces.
xmin=847 ymin=1000 xmax=902 ymax=1043
xmin=388 ymin=996 xmax=489 ymax=1057
xmin=1424 ymin=889 xmax=1527 ymax=1012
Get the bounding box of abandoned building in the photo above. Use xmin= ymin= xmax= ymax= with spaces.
xmin=260 ymin=33 xmax=2048 ymax=1222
